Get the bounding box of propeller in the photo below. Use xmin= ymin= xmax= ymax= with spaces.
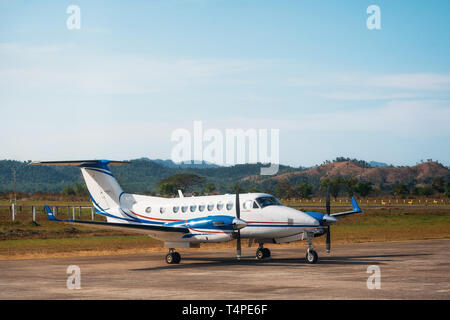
xmin=325 ymin=186 xmax=331 ymax=253
xmin=235 ymin=190 xmax=242 ymax=260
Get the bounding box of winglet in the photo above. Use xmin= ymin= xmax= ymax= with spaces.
xmin=351 ymin=197 xmax=363 ymax=213
xmin=330 ymin=197 xmax=363 ymax=217
xmin=45 ymin=205 xmax=59 ymax=221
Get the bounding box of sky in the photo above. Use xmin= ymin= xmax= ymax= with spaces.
xmin=1 ymin=0 xmax=449 ymax=167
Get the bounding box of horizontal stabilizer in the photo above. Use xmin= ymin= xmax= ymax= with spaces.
xmin=45 ymin=205 xmax=63 ymax=221
xmin=30 ymin=160 xmax=130 ymax=166
xmin=44 ymin=204 xmax=189 ymax=234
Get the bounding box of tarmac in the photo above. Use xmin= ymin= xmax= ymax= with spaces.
xmin=0 ymin=239 xmax=449 ymax=299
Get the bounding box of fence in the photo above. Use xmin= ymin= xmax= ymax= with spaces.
xmin=283 ymin=197 xmax=450 ymax=206
xmin=0 ymin=205 xmax=100 ymax=223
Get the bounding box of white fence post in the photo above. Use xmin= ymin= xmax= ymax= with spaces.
xmin=11 ymin=204 xmax=15 ymax=221
xmin=91 ymin=207 xmax=94 ymax=220
xmin=32 ymin=206 xmax=36 ymax=222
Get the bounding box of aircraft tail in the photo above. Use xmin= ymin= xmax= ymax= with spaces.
xmin=30 ymin=160 xmax=130 ymax=214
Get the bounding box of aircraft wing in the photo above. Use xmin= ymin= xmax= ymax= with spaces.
xmin=44 ymin=205 xmax=189 ymax=235
xmin=330 ymin=197 xmax=363 ymax=217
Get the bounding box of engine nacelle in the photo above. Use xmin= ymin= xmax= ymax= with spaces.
xmin=166 ymin=215 xmax=246 ymax=243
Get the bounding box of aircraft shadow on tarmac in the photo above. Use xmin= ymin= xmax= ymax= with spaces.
xmin=131 ymin=253 xmax=430 ymax=272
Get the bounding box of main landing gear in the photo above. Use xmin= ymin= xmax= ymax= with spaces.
xmin=305 ymin=233 xmax=318 ymax=264
xmin=165 ymin=248 xmax=181 ymax=264
xmin=256 ymin=244 xmax=271 ymax=260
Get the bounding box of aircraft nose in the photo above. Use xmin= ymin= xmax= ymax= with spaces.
xmin=322 ymin=215 xmax=338 ymax=225
xmin=232 ymin=218 xmax=248 ymax=230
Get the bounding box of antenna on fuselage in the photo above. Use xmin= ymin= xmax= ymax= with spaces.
xmin=178 ymin=190 xmax=184 ymax=198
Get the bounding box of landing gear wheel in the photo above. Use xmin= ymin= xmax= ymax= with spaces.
xmin=166 ymin=252 xmax=181 ymax=264
xmin=173 ymin=252 xmax=181 ymax=264
xmin=256 ymin=248 xmax=271 ymax=259
xmin=256 ymin=249 xmax=264 ymax=260
xmin=305 ymin=249 xmax=318 ymax=264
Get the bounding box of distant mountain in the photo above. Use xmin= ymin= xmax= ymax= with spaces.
xmin=0 ymin=158 xmax=447 ymax=195
xmin=152 ymin=159 xmax=221 ymax=169
xmin=244 ymin=161 xmax=449 ymax=192
xmin=0 ymin=159 xmax=294 ymax=194
xmin=370 ymin=161 xmax=389 ymax=167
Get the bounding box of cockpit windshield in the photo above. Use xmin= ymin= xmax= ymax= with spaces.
xmin=255 ymin=196 xmax=282 ymax=208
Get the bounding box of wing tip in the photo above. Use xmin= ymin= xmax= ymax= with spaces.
xmin=351 ymin=197 xmax=363 ymax=213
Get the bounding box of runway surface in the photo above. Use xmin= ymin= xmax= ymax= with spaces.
xmin=1 ymin=239 xmax=449 ymax=299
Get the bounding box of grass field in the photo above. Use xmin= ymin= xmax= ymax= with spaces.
xmin=1 ymin=202 xmax=449 ymax=260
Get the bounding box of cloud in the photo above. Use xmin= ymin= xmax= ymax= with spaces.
xmin=0 ymin=42 xmax=267 ymax=95
xmin=289 ymin=72 xmax=450 ymax=101
xmin=217 ymin=99 xmax=450 ymax=137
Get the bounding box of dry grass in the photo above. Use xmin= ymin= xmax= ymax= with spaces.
xmin=0 ymin=207 xmax=449 ymax=260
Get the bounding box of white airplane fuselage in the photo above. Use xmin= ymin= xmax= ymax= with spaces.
xmin=32 ymin=160 xmax=361 ymax=263
xmin=110 ymin=192 xmax=321 ymax=245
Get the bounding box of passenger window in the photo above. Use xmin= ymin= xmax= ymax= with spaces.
xmin=190 ymin=205 xmax=197 ymax=212
xmin=217 ymin=202 xmax=224 ymax=210
xmin=181 ymin=206 xmax=188 ymax=213
xmin=160 ymin=207 xmax=166 ymax=214
xmin=173 ymin=206 xmax=179 ymax=213
xmin=207 ymin=203 xmax=214 ymax=211
xmin=243 ymin=200 xmax=252 ymax=210
xmin=145 ymin=207 xmax=152 ymax=213
xmin=226 ymin=202 xmax=233 ymax=210
xmin=199 ymin=204 xmax=206 ymax=212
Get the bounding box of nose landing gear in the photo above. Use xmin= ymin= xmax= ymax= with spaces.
xmin=166 ymin=248 xmax=181 ymax=264
xmin=256 ymin=244 xmax=271 ymax=260
xmin=305 ymin=232 xmax=318 ymax=264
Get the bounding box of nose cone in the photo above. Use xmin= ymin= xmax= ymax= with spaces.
xmin=304 ymin=211 xmax=338 ymax=225
xmin=232 ymin=218 xmax=248 ymax=230
xmin=322 ymin=215 xmax=338 ymax=225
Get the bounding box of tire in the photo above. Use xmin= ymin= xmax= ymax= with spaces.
xmin=166 ymin=253 xmax=174 ymax=264
xmin=256 ymin=249 xmax=265 ymax=260
xmin=262 ymin=248 xmax=271 ymax=258
xmin=305 ymin=250 xmax=318 ymax=264
xmin=173 ymin=252 xmax=181 ymax=264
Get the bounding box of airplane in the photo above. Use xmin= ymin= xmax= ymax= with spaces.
xmin=30 ymin=159 xmax=363 ymax=264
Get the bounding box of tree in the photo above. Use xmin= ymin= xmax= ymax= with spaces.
xmin=204 ymin=183 xmax=216 ymax=194
xmin=445 ymin=181 xmax=450 ymax=198
xmin=157 ymin=173 xmax=205 ymax=193
xmin=413 ymin=185 xmax=434 ymax=196
xmin=275 ymin=180 xmax=295 ymax=199
xmin=62 ymin=185 xmax=75 ymax=196
xmin=232 ymin=183 xmax=245 ymax=193
xmin=354 ymin=181 xmax=373 ymax=197
xmin=73 ymin=182 xmax=88 ymax=196
xmin=158 ymin=182 xmax=178 ymax=196
xmin=392 ymin=183 xmax=409 ymax=196
xmin=342 ymin=177 xmax=357 ymax=197
xmin=320 ymin=177 xmax=342 ymax=200
xmin=431 ymin=177 xmax=445 ymax=193
xmin=295 ymin=182 xmax=313 ymax=199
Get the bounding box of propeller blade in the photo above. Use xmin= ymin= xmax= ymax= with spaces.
xmin=325 ymin=187 xmax=331 ymax=253
xmin=237 ymin=230 xmax=242 ymax=260
xmin=326 ymin=188 xmax=331 ymax=215
xmin=326 ymin=226 xmax=331 ymax=253
xmin=236 ymin=189 xmax=240 ymax=219
xmin=236 ymin=190 xmax=241 ymax=260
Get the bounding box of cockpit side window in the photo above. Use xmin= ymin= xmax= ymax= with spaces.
xmin=255 ymin=196 xmax=282 ymax=208
xmin=243 ymin=200 xmax=253 ymax=210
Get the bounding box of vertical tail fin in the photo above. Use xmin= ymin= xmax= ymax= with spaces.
xmin=30 ymin=160 xmax=130 ymax=214
xmin=80 ymin=161 xmax=124 ymax=211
